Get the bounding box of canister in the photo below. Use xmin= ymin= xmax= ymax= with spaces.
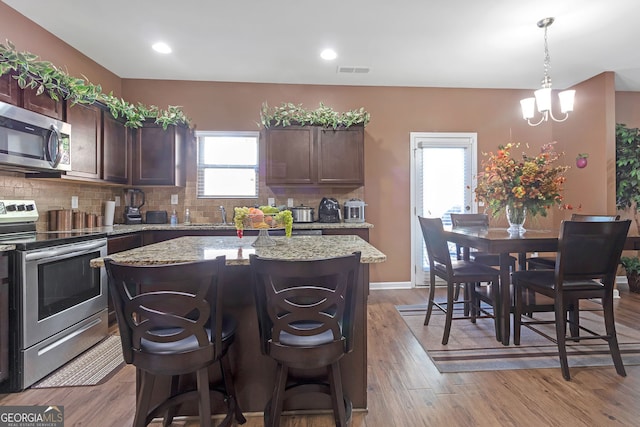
xmin=73 ymin=211 xmax=85 ymax=229
xmin=86 ymin=213 xmax=97 ymax=228
xmin=48 ymin=210 xmax=58 ymax=231
xmin=56 ymin=209 xmax=73 ymax=230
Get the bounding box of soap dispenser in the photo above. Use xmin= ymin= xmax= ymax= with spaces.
xmin=170 ymin=209 xmax=178 ymax=226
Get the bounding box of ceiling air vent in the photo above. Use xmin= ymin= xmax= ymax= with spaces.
xmin=337 ymin=66 xmax=371 ymax=74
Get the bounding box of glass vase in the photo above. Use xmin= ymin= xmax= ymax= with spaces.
xmin=506 ymin=203 xmax=527 ymax=234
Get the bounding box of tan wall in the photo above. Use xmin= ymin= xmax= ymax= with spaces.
xmin=551 ymin=72 xmax=618 ymax=225
xmin=616 ymin=91 xmax=640 ymax=127
xmin=0 ymin=3 xmax=624 ymax=284
xmin=123 ymin=80 xmax=605 ymax=283
xmin=0 ymin=3 xmax=122 ymax=96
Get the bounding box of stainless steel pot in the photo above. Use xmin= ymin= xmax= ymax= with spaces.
xmin=290 ymin=205 xmax=315 ymax=222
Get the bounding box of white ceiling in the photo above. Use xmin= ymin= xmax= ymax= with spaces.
xmin=4 ymin=0 xmax=640 ymax=91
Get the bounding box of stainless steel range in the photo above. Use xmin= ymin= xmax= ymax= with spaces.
xmin=0 ymin=200 xmax=108 ymax=391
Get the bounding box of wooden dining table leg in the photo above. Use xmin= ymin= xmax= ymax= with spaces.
xmin=499 ymin=252 xmax=512 ymax=345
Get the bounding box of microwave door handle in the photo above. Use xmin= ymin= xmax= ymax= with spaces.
xmin=46 ymin=124 xmax=63 ymax=168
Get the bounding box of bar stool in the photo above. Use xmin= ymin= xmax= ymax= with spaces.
xmin=104 ymin=256 xmax=246 ymax=427
xmin=250 ymin=252 xmax=361 ymax=427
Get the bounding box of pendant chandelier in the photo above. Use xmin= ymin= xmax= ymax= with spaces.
xmin=520 ymin=17 xmax=575 ymax=126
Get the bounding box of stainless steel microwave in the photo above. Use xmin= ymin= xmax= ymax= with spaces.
xmin=0 ymin=100 xmax=71 ymax=172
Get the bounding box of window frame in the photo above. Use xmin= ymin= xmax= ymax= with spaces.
xmin=195 ymin=130 xmax=260 ymax=199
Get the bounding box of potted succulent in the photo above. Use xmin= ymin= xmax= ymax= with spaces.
xmin=620 ymin=256 xmax=640 ymax=293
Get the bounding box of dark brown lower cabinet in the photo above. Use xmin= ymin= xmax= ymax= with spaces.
xmin=0 ymin=253 xmax=9 ymax=383
xmin=106 ymin=233 xmax=143 ymax=323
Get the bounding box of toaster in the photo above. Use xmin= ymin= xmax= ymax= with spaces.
xmin=145 ymin=210 xmax=168 ymax=224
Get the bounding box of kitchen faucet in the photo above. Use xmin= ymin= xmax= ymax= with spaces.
xmin=219 ymin=206 xmax=227 ymax=225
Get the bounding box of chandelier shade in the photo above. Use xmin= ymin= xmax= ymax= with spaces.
xmin=520 ymin=17 xmax=575 ymax=126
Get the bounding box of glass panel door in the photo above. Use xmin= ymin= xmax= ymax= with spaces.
xmin=410 ymin=132 xmax=477 ymax=287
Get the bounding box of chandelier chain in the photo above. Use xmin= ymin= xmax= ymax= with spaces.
xmin=543 ymin=25 xmax=551 ymax=87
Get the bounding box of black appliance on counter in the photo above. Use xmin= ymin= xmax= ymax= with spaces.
xmin=318 ymin=197 xmax=341 ymax=223
xmin=123 ymin=188 xmax=145 ymax=224
xmin=0 ymin=199 xmax=108 ymax=392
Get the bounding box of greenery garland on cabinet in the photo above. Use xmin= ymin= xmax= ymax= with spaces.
xmin=0 ymin=40 xmax=190 ymax=129
xmin=260 ymin=102 xmax=370 ymax=129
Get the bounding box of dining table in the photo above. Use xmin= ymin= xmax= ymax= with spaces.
xmin=444 ymin=225 xmax=640 ymax=345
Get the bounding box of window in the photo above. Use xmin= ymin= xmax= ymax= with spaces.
xmin=196 ymin=131 xmax=259 ymax=198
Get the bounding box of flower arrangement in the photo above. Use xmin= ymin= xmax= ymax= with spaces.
xmin=474 ymin=143 xmax=569 ymax=218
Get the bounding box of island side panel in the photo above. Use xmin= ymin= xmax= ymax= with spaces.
xmin=137 ymin=262 xmax=368 ymax=415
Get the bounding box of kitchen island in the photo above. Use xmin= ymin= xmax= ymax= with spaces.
xmin=91 ymin=235 xmax=385 ymax=418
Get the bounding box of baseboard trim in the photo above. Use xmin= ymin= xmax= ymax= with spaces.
xmin=370 ymin=281 xmax=412 ymax=290
xmin=371 ymin=277 xmax=628 ymax=298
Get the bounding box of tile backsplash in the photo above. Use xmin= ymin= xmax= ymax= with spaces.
xmin=0 ymin=170 xmax=364 ymax=230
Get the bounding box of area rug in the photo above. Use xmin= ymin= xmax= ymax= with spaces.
xmin=32 ymin=335 xmax=125 ymax=388
xmin=397 ymin=303 xmax=640 ymax=373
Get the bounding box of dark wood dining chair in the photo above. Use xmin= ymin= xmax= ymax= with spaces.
xmin=450 ymin=213 xmax=517 ymax=305
xmin=450 ymin=213 xmax=517 ymax=269
xmin=104 ymin=256 xmax=246 ymax=427
xmin=250 ymin=252 xmax=361 ymax=427
xmin=527 ymin=214 xmax=620 ymax=270
xmin=418 ymin=216 xmax=501 ymax=344
xmin=512 ymin=219 xmax=631 ymax=380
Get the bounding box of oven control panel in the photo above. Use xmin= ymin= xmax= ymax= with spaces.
xmin=0 ymin=200 xmax=39 ymax=223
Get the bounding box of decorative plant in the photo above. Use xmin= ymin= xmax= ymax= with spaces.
xmin=474 ymin=142 xmax=569 ymax=217
xmin=620 ymin=256 xmax=640 ymax=293
xmin=616 ymin=123 xmax=640 ymax=233
xmin=0 ymin=40 xmax=190 ymax=129
xmin=260 ymin=102 xmax=370 ymax=129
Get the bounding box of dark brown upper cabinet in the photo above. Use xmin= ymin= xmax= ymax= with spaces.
xmin=0 ymin=73 xmax=63 ymax=120
xmin=131 ymin=123 xmax=186 ymax=186
xmin=0 ymin=73 xmax=20 ymax=106
xmin=265 ymin=126 xmax=315 ymax=185
xmin=265 ymin=125 xmax=364 ymax=187
xmin=65 ymin=102 xmax=102 ymax=180
xmin=63 ymin=103 xmax=128 ymax=184
xmin=316 ymin=126 xmax=364 ymax=185
xmin=102 ymin=113 xmax=129 ymax=184
xmin=22 ymin=86 xmax=64 ymax=120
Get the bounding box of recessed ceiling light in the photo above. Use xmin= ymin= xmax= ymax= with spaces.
xmin=152 ymin=42 xmax=172 ymax=54
xmin=320 ymin=48 xmax=337 ymax=60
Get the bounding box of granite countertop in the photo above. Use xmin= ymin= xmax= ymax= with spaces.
xmin=91 ymin=235 xmax=386 ymax=267
xmin=96 ymin=221 xmax=373 ymax=237
xmin=0 ymin=244 xmax=15 ymax=252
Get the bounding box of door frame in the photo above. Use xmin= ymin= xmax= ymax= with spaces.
xmin=409 ymin=132 xmax=478 ymax=287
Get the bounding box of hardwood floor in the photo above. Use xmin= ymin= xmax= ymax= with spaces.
xmin=3 ymin=286 xmax=640 ymax=426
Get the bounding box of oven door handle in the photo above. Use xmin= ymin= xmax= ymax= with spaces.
xmin=24 ymin=239 xmax=106 ymax=261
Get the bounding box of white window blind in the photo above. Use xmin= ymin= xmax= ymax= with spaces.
xmin=196 ymin=131 xmax=259 ymax=198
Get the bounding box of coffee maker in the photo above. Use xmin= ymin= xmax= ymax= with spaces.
xmin=123 ymin=188 xmax=145 ymax=224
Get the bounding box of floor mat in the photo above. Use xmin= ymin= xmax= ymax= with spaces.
xmin=397 ymin=303 xmax=640 ymax=373
xmin=31 ymin=335 xmax=125 ymax=388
